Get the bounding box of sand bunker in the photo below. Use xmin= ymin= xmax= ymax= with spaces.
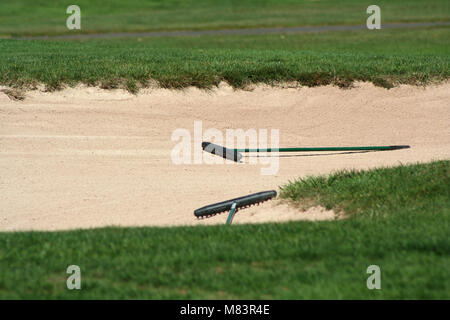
xmin=0 ymin=82 xmax=449 ymax=231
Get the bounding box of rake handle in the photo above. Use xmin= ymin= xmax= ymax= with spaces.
xmin=237 ymin=145 xmax=410 ymax=152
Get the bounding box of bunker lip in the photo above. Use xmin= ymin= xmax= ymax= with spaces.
xmin=0 ymin=82 xmax=449 ymax=231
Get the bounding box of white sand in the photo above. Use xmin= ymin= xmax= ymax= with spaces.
xmin=0 ymin=82 xmax=449 ymax=231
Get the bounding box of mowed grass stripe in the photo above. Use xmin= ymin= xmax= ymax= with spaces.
xmin=1 ymin=0 xmax=449 ymax=37
xmin=1 ymin=27 xmax=449 ymax=92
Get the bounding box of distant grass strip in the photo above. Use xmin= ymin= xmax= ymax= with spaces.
xmin=0 ymin=161 xmax=448 ymax=299
xmin=1 ymin=0 xmax=449 ymax=37
xmin=1 ymin=27 xmax=449 ymax=92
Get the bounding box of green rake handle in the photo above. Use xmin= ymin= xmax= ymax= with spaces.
xmin=226 ymin=202 xmax=237 ymax=225
xmin=202 ymin=142 xmax=410 ymax=162
xmin=237 ymin=145 xmax=410 ymax=152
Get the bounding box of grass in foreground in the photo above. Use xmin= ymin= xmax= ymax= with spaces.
xmin=0 ymin=161 xmax=448 ymax=299
xmin=1 ymin=0 xmax=449 ymax=37
xmin=1 ymin=27 xmax=449 ymax=92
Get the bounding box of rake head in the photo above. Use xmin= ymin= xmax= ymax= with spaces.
xmin=194 ymin=190 xmax=277 ymax=218
xmin=202 ymin=141 xmax=243 ymax=162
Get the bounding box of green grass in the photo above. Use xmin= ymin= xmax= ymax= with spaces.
xmin=126 ymin=27 xmax=450 ymax=55
xmin=280 ymin=160 xmax=450 ymax=218
xmin=1 ymin=27 xmax=449 ymax=92
xmin=0 ymin=161 xmax=448 ymax=299
xmin=1 ymin=0 xmax=449 ymax=37
xmin=1 ymin=1 xmax=448 ymax=91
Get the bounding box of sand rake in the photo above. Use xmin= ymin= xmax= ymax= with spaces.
xmin=194 ymin=190 xmax=277 ymax=224
xmin=202 ymin=142 xmax=410 ymax=162
xmin=196 ymin=142 xmax=409 ymax=224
